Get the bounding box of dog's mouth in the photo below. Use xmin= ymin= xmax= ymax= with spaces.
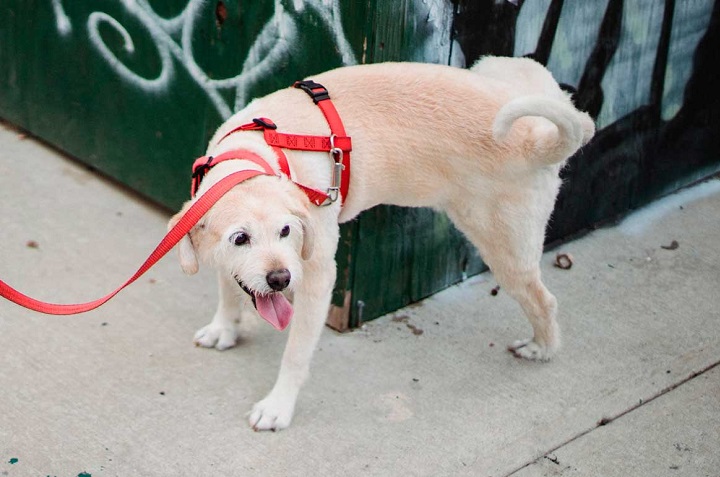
xmin=235 ymin=277 xmax=293 ymax=331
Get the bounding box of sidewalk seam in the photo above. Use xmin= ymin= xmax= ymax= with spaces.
xmin=504 ymin=359 xmax=720 ymax=476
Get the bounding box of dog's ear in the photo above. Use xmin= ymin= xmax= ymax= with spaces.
xmin=292 ymin=208 xmax=315 ymax=261
xmin=168 ymin=202 xmax=200 ymax=275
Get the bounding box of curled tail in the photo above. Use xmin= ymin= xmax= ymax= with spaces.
xmin=493 ymin=95 xmax=595 ymax=167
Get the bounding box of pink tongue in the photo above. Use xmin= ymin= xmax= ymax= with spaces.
xmin=255 ymin=292 xmax=294 ymax=331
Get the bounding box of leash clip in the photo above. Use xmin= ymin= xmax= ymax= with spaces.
xmin=327 ymin=160 xmax=345 ymax=203
xmin=325 ymin=135 xmax=345 ymax=204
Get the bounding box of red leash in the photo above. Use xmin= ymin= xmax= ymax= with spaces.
xmin=0 ymin=80 xmax=352 ymax=317
xmin=0 ymin=169 xmax=263 ymax=315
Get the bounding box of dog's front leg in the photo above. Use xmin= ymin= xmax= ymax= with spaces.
xmin=248 ymin=251 xmax=337 ymax=431
xmin=193 ymin=271 xmax=246 ymax=350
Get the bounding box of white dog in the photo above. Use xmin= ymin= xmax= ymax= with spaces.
xmin=168 ymin=56 xmax=596 ymax=431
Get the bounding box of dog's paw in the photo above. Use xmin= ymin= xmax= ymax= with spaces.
xmin=508 ymin=338 xmax=555 ymax=362
xmin=247 ymin=394 xmax=296 ymax=432
xmin=193 ymin=323 xmax=239 ymax=350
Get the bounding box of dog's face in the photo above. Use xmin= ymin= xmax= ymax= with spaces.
xmin=169 ymin=176 xmax=315 ymax=330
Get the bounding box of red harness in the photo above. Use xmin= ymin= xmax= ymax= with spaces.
xmin=0 ymin=81 xmax=351 ymax=320
xmin=191 ymin=81 xmax=352 ymax=207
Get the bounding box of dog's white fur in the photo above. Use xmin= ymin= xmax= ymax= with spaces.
xmin=168 ymin=57 xmax=596 ymax=431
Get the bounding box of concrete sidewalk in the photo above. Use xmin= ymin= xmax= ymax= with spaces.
xmin=1 ymin=121 xmax=718 ymax=477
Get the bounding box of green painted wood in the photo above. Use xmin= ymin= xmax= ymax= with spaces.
xmin=0 ymin=0 xmax=368 ymax=210
xmin=349 ymin=206 xmax=484 ymax=326
xmin=339 ymin=0 xmax=485 ymax=326
xmin=1 ymin=1 xmax=218 ymax=208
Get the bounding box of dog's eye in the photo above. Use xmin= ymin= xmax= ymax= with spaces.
xmin=229 ymin=231 xmax=250 ymax=246
xmin=280 ymin=225 xmax=290 ymax=238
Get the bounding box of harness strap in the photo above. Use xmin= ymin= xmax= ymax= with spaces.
xmin=191 ymin=149 xmax=274 ymax=197
xmin=218 ymin=118 xmax=352 ymax=154
xmin=0 ymin=170 xmax=265 ymax=315
xmin=294 ymin=80 xmax=351 ymax=204
xmin=264 ymin=129 xmax=352 ymax=153
xmin=191 ymin=148 xmax=331 ymax=206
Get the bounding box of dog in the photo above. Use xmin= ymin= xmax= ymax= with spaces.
xmin=168 ymin=56 xmax=596 ymax=431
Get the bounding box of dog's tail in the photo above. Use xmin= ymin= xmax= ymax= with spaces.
xmin=493 ymin=95 xmax=595 ymax=167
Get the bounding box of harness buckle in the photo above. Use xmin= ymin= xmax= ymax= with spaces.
xmin=294 ymin=80 xmax=330 ymax=104
xmin=191 ymin=156 xmax=215 ymax=197
xmin=252 ymin=117 xmax=277 ymax=130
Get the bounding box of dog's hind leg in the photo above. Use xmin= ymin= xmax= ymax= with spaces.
xmin=495 ymin=265 xmax=559 ymax=361
xmin=446 ymin=196 xmax=560 ymax=361
xmin=193 ymin=272 xmax=245 ymax=350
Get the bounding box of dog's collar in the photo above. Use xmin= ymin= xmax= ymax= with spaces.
xmin=191 ymin=81 xmax=352 ymax=207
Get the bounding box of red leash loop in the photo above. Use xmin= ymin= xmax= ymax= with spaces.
xmin=0 ymin=170 xmax=263 ymax=315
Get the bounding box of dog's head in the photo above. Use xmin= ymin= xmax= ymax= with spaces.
xmin=168 ymin=175 xmax=315 ymax=330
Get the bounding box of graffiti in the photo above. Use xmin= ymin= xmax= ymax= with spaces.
xmin=451 ymin=0 xmax=719 ymax=241
xmin=407 ymin=0 xmax=463 ymax=66
xmin=51 ymin=0 xmax=357 ymax=119
xmin=86 ymin=11 xmax=174 ymax=94
xmin=454 ymin=0 xmax=713 ymax=128
xmin=51 ymin=0 xmax=71 ymax=35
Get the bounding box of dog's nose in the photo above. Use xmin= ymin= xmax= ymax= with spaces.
xmin=266 ymin=269 xmax=291 ymax=291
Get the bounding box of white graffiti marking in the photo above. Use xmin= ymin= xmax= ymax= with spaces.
xmin=514 ymin=0 xmax=713 ymax=128
xmin=52 ymin=0 xmax=357 ymax=119
xmin=87 ymin=11 xmax=174 ymax=93
xmin=51 ymin=0 xmax=72 ymax=36
xmin=302 ymin=0 xmax=357 ymax=67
